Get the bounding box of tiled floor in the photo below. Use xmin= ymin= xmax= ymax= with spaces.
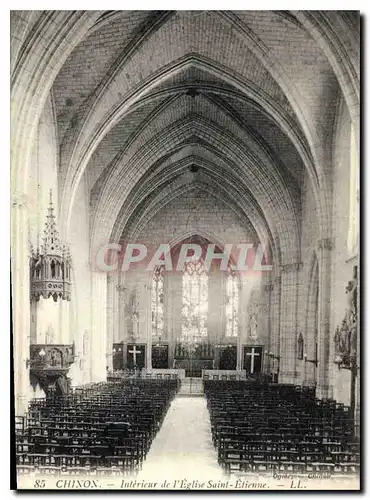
xmin=137 ymin=396 xmax=225 ymax=481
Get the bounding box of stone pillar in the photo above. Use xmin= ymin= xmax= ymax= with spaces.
xmin=316 ymin=238 xmax=333 ymax=399
xmin=355 ymin=295 xmax=360 ymax=437
xmin=236 ymin=288 xmax=242 ymax=371
xmin=81 ymin=328 xmax=90 ymax=384
xmin=145 ymin=282 xmax=152 ymax=370
xmin=168 ymin=273 xmax=182 ymax=368
xmin=208 ymin=269 xmax=223 ymax=345
xmin=162 ymin=273 xmax=170 ymax=368
xmin=264 ymin=281 xmax=274 ymax=373
xmin=90 ymin=271 xmax=107 ymax=382
xmin=105 ymin=275 xmax=115 ymax=371
xmin=30 ymin=299 xmax=37 ymax=344
xmin=279 ymin=263 xmax=300 ymax=384
xmin=59 ymin=299 xmax=70 ymax=344
xmin=271 ymin=275 xmax=281 ymax=377
xmin=117 ymin=283 xmax=126 ymax=342
xmin=304 ymin=273 xmax=318 ymax=388
xmin=36 ymin=296 xmax=59 ymax=344
xmin=112 ymin=275 xmax=119 ymax=345
xmin=68 ymin=294 xmax=83 ymax=388
xmin=238 ymin=275 xmax=253 ymax=370
xmin=12 ymin=192 xmax=31 ymax=415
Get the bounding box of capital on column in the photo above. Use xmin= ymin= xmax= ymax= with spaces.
xmin=280 ymin=262 xmax=303 ymax=274
xmin=317 ymin=238 xmax=334 ymax=252
xmin=12 ymin=191 xmax=28 ymax=209
xmin=265 ymin=282 xmax=274 ymax=293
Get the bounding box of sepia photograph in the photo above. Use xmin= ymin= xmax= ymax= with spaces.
xmin=10 ymin=8 xmax=361 ymax=491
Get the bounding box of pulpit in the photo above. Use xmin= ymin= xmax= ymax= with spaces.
xmin=29 ymin=344 xmax=75 ymax=395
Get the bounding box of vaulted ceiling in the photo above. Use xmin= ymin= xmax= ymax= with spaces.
xmin=45 ymin=10 xmax=359 ymax=265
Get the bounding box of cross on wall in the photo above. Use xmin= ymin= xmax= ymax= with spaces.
xmin=128 ymin=345 xmax=142 ymax=365
xmin=247 ymin=347 xmax=260 ymax=374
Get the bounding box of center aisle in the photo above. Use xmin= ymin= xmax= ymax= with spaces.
xmin=137 ymin=396 xmax=225 ymax=482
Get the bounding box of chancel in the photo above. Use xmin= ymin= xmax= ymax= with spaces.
xmin=11 ymin=10 xmax=360 ymax=488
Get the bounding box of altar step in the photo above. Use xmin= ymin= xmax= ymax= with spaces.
xmin=178 ymin=377 xmax=204 ymax=396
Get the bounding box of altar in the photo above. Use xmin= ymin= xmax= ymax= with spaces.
xmin=173 ymin=340 xmax=214 ymax=377
xmin=202 ymin=369 xmax=247 ymax=380
xmin=141 ymin=368 xmax=185 ymax=379
xmin=173 ymin=358 xmax=214 ymax=377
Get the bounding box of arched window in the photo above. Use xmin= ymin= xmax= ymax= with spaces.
xmin=181 ymin=259 xmax=208 ymax=341
xmin=225 ymin=265 xmax=239 ymax=337
xmin=151 ymin=266 xmax=164 ymax=337
xmin=348 ymin=123 xmax=359 ymax=255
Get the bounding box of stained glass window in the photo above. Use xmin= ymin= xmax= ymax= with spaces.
xmin=226 ymin=265 xmax=239 ymax=337
xmin=151 ymin=266 xmax=164 ymax=337
xmin=181 ymin=259 xmax=208 ymax=342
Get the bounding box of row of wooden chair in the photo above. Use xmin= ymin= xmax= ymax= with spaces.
xmin=16 ymin=379 xmax=180 ymax=476
xmin=204 ymin=381 xmax=360 ymax=476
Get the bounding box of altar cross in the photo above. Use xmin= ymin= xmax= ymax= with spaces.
xmin=247 ymin=347 xmax=260 ymax=374
xmin=128 ymin=345 xmax=142 ymax=364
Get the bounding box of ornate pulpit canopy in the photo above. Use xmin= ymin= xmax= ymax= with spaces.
xmin=30 ymin=190 xmax=72 ymax=302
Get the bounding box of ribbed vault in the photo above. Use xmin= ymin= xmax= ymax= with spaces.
xmin=11 ymin=9 xmax=360 ymax=271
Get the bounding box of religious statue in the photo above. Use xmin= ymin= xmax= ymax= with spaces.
xmin=49 ymin=348 xmax=62 ymax=368
xmin=131 ymin=289 xmax=140 ymax=340
xmin=34 ymin=251 xmax=42 ymax=279
xmin=346 ymin=268 xmax=358 ymax=329
xmin=248 ymin=302 xmax=259 ymax=341
xmin=334 ymin=266 xmax=358 ymax=366
xmin=132 ymin=311 xmax=139 ymax=339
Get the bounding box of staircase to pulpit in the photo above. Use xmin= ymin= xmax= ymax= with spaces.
xmin=178 ymin=377 xmax=204 ymax=396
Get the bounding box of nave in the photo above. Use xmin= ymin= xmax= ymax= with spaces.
xmin=15 ymin=377 xmax=360 ymax=488
xmin=11 ymin=9 xmax=360 ymax=490
xmin=137 ymin=396 xmax=222 ymax=481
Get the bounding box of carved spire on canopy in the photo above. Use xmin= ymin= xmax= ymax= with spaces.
xmin=30 ymin=190 xmax=72 ymax=302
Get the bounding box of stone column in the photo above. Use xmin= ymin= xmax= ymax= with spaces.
xmin=30 ymin=300 xmax=37 ymax=344
xmin=316 ymin=238 xmax=333 ymax=399
xmin=67 ymin=294 xmax=83 ymax=388
xmin=81 ymin=328 xmax=90 ymax=384
xmin=208 ymin=268 xmax=222 ymax=346
xmin=117 ymin=283 xmax=126 ymax=342
xmin=304 ymin=274 xmax=318 ymax=388
xmin=112 ymin=275 xmax=119 ymax=345
xmin=236 ymin=279 xmax=242 ymax=370
xmin=12 ymin=192 xmax=31 ymax=415
xmin=169 ymin=273 xmax=182 ymax=368
xmin=90 ymin=271 xmax=107 ymax=382
xmin=36 ymin=297 xmax=59 ymax=344
xmin=105 ymin=275 xmax=114 ymax=371
xmin=238 ymin=275 xmax=253 ymax=370
xmin=279 ymin=263 xmax=301 ymax=383
xmin=264 ymin=281 xmax=274 ymax=374
xmin=59 ymin=299 xmax=70 ymax=344
xmin=145 ymin=282 xmax=152 ymax=370
xmin=271 ymin=275 xmax=281 ymax=378
xmin=355 ymin=291 xmax=360 ymax=437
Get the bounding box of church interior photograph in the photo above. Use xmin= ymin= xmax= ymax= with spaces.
xmin=11 ymin=10 xmax=360 ymax=490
